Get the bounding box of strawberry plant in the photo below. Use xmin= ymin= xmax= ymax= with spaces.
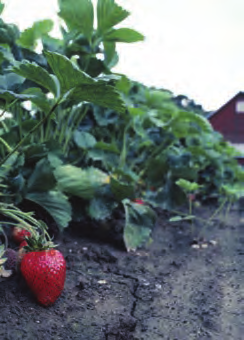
xmin=0 ymin=0 xmax=243 ymax=255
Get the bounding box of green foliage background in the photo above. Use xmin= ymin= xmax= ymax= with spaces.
xmin=0 ymin=0 xmax=243 ymax=251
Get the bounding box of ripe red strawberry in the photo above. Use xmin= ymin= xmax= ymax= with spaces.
xmin=21 ymin=249 xmax=66 ymax=306
xmin=12 ymin=226 xmax=31 ymax=244
xmin=18 ymin=241 xmax=28 ymax=261
xmin=19 ymin=240 xmax=28 ymax=249
xmin=134 ymin=199 xmax=145 ymax=205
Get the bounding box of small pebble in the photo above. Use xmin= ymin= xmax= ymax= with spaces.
xmin=97 ymin=280 xmax=107 ymax=284
xmin=192 ymin=244 xmax=200 ymax=249
xmin=209 ymin=240 xmax=217 ymax=246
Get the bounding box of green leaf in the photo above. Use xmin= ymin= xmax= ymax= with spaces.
xmin=85 ymin=57 xmax=106 ymax=77
xmin=169 ymin=216 xmax=184 ymax=222
xmin=54 ymin=165 xmax=109 ymax=200
xmin=110 ymin=177 xmax=134 ymax=201
xmin=222 ymin=184 xmax=244 ymax=200
xmin=0 ymin=258 xmax=7 ymax=265
xmin=104 ymin=28 xmax=144 ymax=43
xmin=122 ymin=199 xmax=156 ymax=251
xmin=27 ymin=158 xmax=56 ymax=192
xmin=0 ymin=3 xmax=4 ymax=15
xmin=73 ymin=130 xmax=97 ymax=149
xmin=68 ymin=83 xmax=126 ymax=114
xmin=18 ymin=19 xmax=54 ymax=49
xmin=97 ymin=0 xmax=130 ymax=34
xmin=26 ymin=191 xmax=72 ymax=231
xmin=93 ymin=106 xmax=119 ymax=126
xmin=22 ymin=88 xmax=52 ymax=113
xmin=58 ymin=0 xmax=94 ymax=40
xmin=103 ymin=41 xmax=116 ymax=67
xmin=42 ymin=35 xmax=64 ymax=52
xmin=0 ymin=89 xmax=37 ymax=104
xmin=88 ymin=197 xmax=115 ymax=220
xmin=11 ymin=61 xmax=57 ymax=95
xmin=0 ymin=73 xmax=24 ymax=91
xmin=116 ymin=75 xmax=132 ymax=96
xmin=0 ymin=244 xmax=5 ymax=256
xmin=95 ymin=141 xmax=120 ymax=154
xmin=176 ymin=179 xmax=200 ymax=193
xmin=44 ymin=51 xmax=94 ymax=94
xmin=169 ymin=215 xmax=195 ymax=222
xmin=87 ymin=149 xmax=119 ymax=167
xmin=47 ymin=152 xmax=64 ymax=168
xmin=23 ymin=144 xmax=48 ymax=161
xmin=0 ymin=46 xmax=14 ymax=64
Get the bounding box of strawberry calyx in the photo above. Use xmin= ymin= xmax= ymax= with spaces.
xmin=22 ymin=232 xmax=57 ymax=253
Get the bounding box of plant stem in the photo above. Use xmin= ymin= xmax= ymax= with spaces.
xmin=73 ymin=105 xmax=89 ymax=131
xmin=189 ymin=197 xmax=194 ymax=233
xmin=208 ymin=197 xmax=228 ymax=222
xmin=170 ymin=209 xmax=209 ymax=224
xmin=0 ymin=137 xmax=13 ymax=153
xmin=0 ymin=100 xmax=60 ymax=167
xmin=1 ymin=227 xmax=8 ymax=249
xmin=224 ymin=198 xmax=233 ymax=222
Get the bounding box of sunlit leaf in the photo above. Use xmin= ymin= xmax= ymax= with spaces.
xmin=68 ymin=83 xmax=126 ymax=114
xmin=0 ymin=89 xmax=37 ymax=104
xmin=22 ymin=88 xmax=52 ymax=113
xmin=44 ymin=51 xmax=94 ymax=94
xmin=58 ymin=0 xmax=94 ymax=40
xmin=0 ymin=257 xmax=7 ymax=265
xmin=103 ymin=41 xmax=117 ymax=67
xmin=97 ymin=0 xmax=130 ymax=34
xmin=104 ymin=28 xmax=144 ymax=43
xmin=54 ymin=165 xmax=109 ymax=200
xmin=11 ymin=61 xmax=57 ymax=95
xmin=122 ymin=199 xmax=156 ymax=251
xmin=0 ymin=3 xmax=4 ymax=15
xmin=169 ymin=215 xmax=195 ymax=222
xmin=18 ymin=19 xmax=54 ymax=49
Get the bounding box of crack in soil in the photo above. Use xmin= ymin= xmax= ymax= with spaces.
xmin=110 ymin=271 xmax=140 ymax=319
xmin=129 ymin=279 xmax=139 ymax=319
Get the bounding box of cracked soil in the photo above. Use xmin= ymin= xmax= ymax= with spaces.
xmin=0 ymin=204 xmax=244 ymax=340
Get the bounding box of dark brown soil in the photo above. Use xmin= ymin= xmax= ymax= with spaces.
xmin=0 ymin=204 xmax=244 ymax=340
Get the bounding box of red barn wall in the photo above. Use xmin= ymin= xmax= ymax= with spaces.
xmin=237 ymin=158 xmax=244 ymax=166
xmin=209 ymin=93 xmax=244 ymax=143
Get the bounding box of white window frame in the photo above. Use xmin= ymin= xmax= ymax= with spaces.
xmin=236 ymin=101 xmax=244 ymax=113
